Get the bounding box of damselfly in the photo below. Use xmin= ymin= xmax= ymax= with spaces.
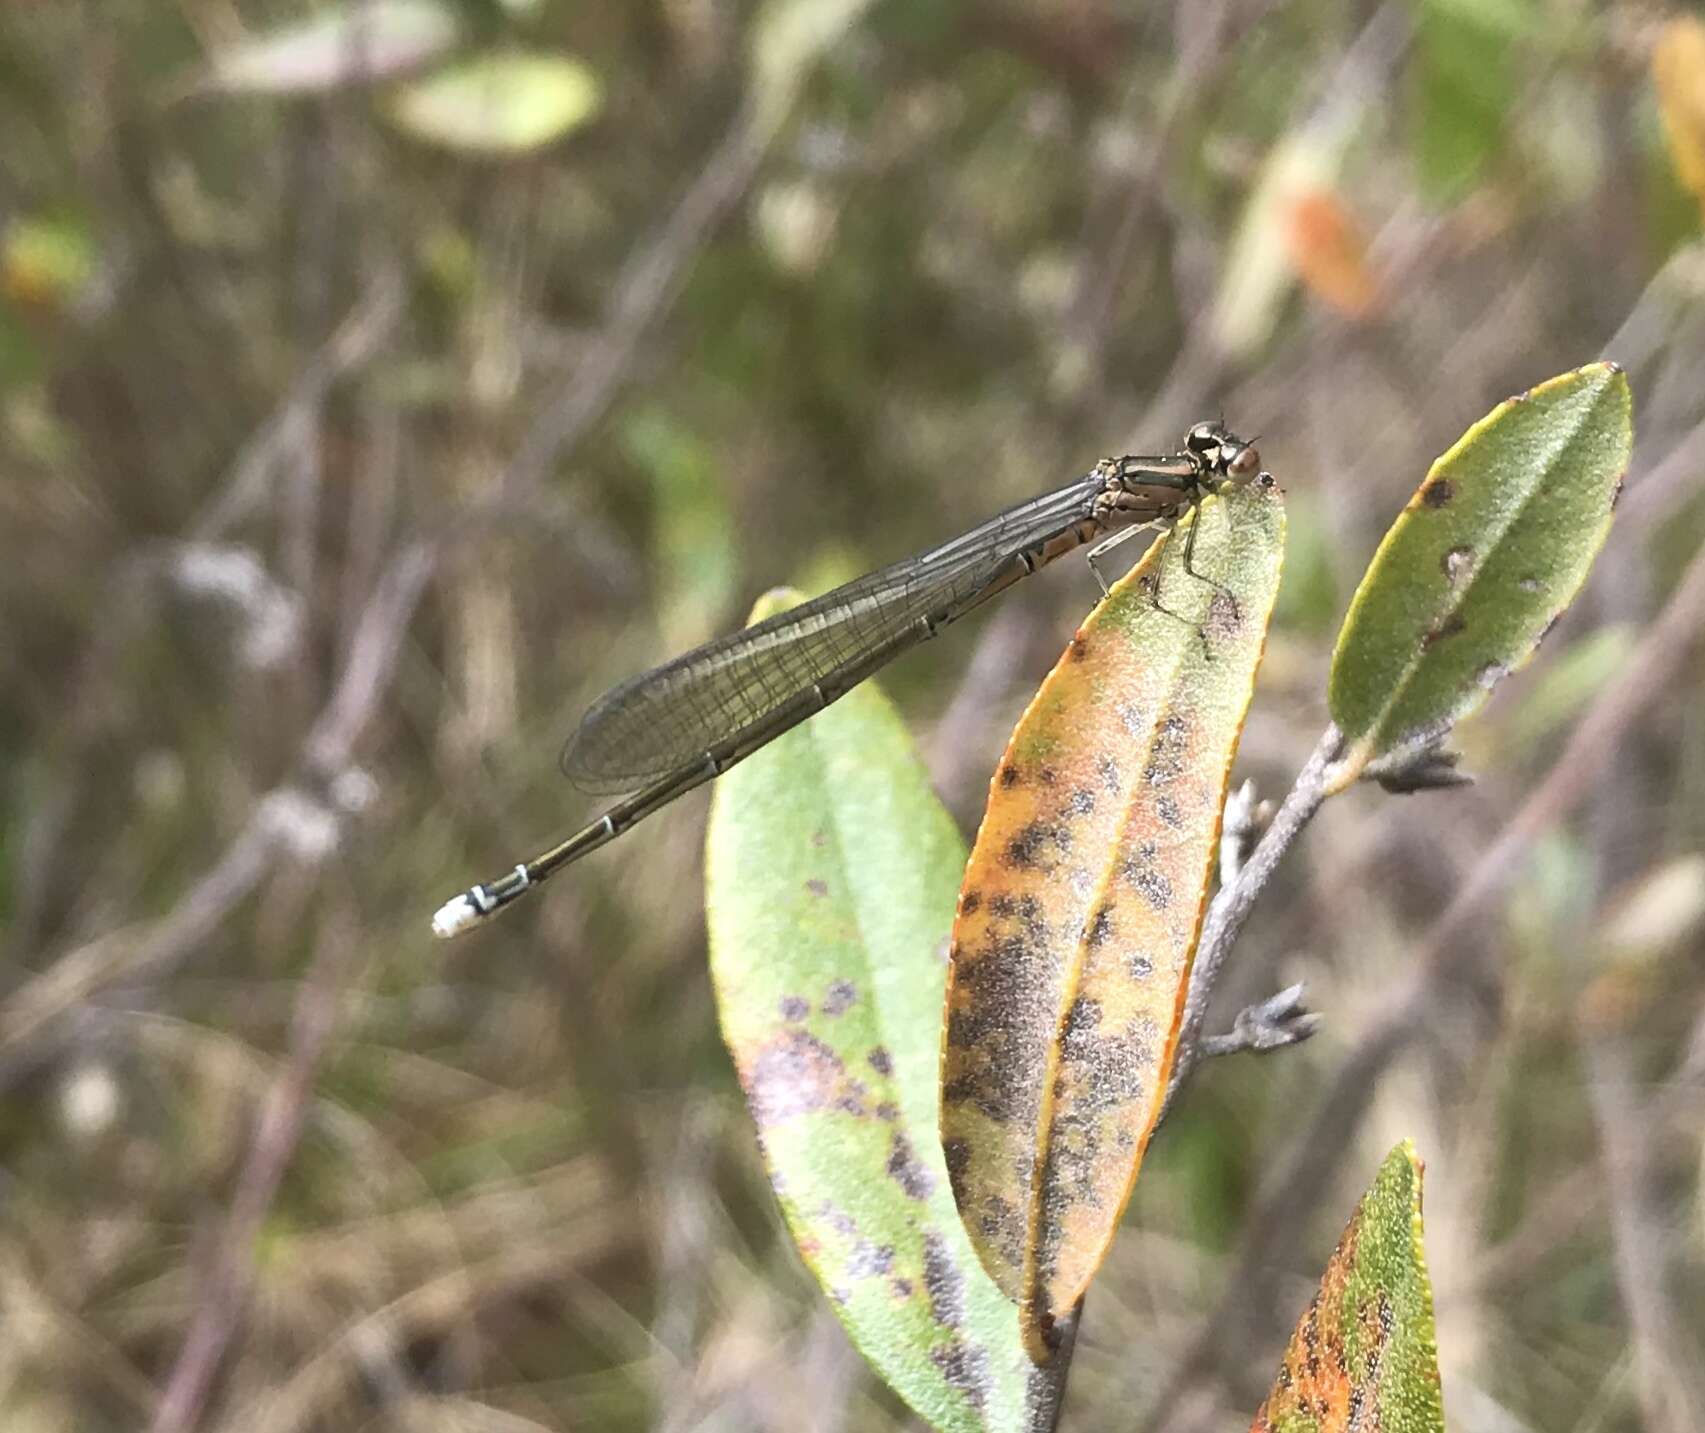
xmin=432 ymin=422 xmax=1268 ymax=937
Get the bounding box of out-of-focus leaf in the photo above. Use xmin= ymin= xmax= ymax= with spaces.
xmin=941 ymin=479 xmax=1286 ymax=1355
xmin=1328 ymin=363 xmax=1631 ymax=791
xmin=620 ymin=408 xmax=737 ymax=652
xmin=385 ymin=51 xmax=601 ymax=154
xmin=1272 ymin=490 xmax=1341 ymax=637
xmin=1 ymin=215 xmax=97 ymax=312
xmin=1249 ymin=1141 xmax=1444 ymax=1433
xmin=1284 ymin=188 xmax=1379 ymax=319
xmin=1411 ymin=0 xmax=1533 ymax=202
xmin=705 ymin=589 xmax=1036 ymax=1431
xmin=750 ymin=0 xmax=875 ymax=133
xmin=754 ymin=179 xmax=841 ymax=275
xmin=197 ymin=0 xmax=463 ymax=95
xmin=1495 ymin=623 xmax=1632 ymax=753
xmin=1213 ymin=123 xmax=1353 ymax=356
xmin=1654 ymin=17 xmax=1705 ymax=223
xmin=1597 ymin=856 xmax=1705 ymax=962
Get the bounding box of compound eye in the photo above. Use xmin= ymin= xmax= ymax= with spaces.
xmin=1184 ymin=421 xmax=1221 ymax=454
xmin=1228 ymin=443 xmax=1261 ymax=479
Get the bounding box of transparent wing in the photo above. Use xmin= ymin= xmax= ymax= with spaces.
xmin=561 ymin=474 xmax=1104 ymax=792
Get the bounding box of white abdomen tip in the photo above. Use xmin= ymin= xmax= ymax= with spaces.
xmin=431 ymin=893 xmax=481 ymax=939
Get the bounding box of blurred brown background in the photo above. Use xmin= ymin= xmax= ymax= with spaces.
xmin=2 ymin=1 xmax=1703 ymax=1429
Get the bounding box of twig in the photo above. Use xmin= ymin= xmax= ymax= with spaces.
xmin=1195 ymin=984 xmax=1319 ymax=1059
xmin=493 ymin=95 xmax=782 ymax=507
xmin=0 ymin=541 xmax=427 ymax=1086
xmin=1025 ymin=1300 xmax=1081 ymax=1433
xmin=148 ymin=894 xmax=360 ymax=1433
xmin=1579 ymin=1022 xmax=1705 ymax=1433
xmin=1159 ymin=725 xmax=1343 ymax=1120
xmin=1137 ymin=518 xmax=1705 ymax=1430
xmin=192 ymin=270 xmax=404 ymax=542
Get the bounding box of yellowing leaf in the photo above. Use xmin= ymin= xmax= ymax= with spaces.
xmin=1212 ymin=125 xmax=1352 ymax=356
xmin=385 ymin=51 xmax=602 ymax=155
xmin=1250 ymin=1142 xmax=1444 ymax=1433
xmin=1654 ymin=17 xmax=1705 ymax=221
xmin=941 ymin=479 xmax=1286 ymax=1357
xmin=2 ymin=216 xmax=97 ymax=312
xmin=1285 ymin=189 xmax=1379 ymax=319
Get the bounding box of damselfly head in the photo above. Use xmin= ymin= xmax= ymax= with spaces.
xmin=1184 ymin=421 xmax=1261 ymax=486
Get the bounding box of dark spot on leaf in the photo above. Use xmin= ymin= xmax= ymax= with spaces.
xmin=887 ymin=1131 xmax=935 ymax=1200
xmin=1144 ymin=713 xmax=1188 ymax=785
xmin=999 ymin=763 xmax=1022 ymax=788
xmin=1004 ymin=819 xmax=1068 ymax=868
xmin=959 ymin=888 xmax=982 ymax=915
xmin=891 ymin=1276 xmax=914 ymax=1298
xmin=995 ymin=822 xmax=1036 ymax=866
xmin=1069 ymin=632 xmax=1090 ymax=661
xmin=811 ymin=829 xmax=827 ymax=847
xmin=987 ymin=892 xmax=1048 ymax=945
xmin=1422 ymin=611 xmax=1466 ymax=648
xmin=1123 ymin=848 xmax=1173 ymax=910
xmin=847 ymin=1240 xmax=896 ymax=1279
xmin=1040 ymin=765 xmax=1058 ymax=786
xmin=1156 ymin=793 xmax=1183 ymax=828
xmin=743 ymin=1030 xmax=864 ymax=1125
xmin=1117 ymin=700 xmax=1146 ymax=736
xmin=1059 ymin=1013 xmax=1156 ymax=1119
xmin=1064 ymin=995 xmax=1102 ymax=1038
xmin=867 ymin=1047 xmax=893 ymax=1077
xmin=1422 ymin=478 xmax=1454 ymax=507
xmin=821 ymin=980 xmax=857 ymax=1016
xmin=820 ymin=1199 xmax=857 ymax=1230
xmin=929 ymin=1340 xmax=990 ymax=1413
xmin=805 ymin=877 xmax=828 ymax=897
xmin=1205 ymin=588 xmax=1241 ymax=638
xmin=1441 ymin=546 xmax=1473 ymax=584
xmin=779 ymin=996 xmax=809 ymax=1022
xmin=922 ymin=1232 xmax=967 ymax=1330
xmin=1611 ymin=474 xmax=1624 ymax=510
xmin=876 ymin=1100 xmax=898 ymax=1121
xmin=1065 ymin=785 xmax=1096 ymax=816
xmin=978 ymin=1195 xmax=1025 ymax=1271
xmin=1518 ymin=574 xmax=1542 ymax=593
xmin=1097 ymin=753 xmax=1121 ymax=792
xmin=1085 ymin=903 xmax=1114 ymax=947
xmin=1128 ymin=952 xmax=1154 ymax=981
xmin=943 ymin=1137 xmax=970 ymax=1186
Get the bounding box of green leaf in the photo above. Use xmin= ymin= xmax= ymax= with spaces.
xmin=197 ymin=0 xmax=463 ymax=95
xmin=704 ymin=590 xmax=1034 ymax=1431
xmin=620 ymin=408 xmax=739 ymax=654
xmin=1410 ymin=0 xmax=1534 ymax=202
xmin=940 ymin=479 xmax=1287 ymax=1355
xmin=385 ymin=51 xmax=602 ymax=155
xmin=1249 ymin=1141 xmax=1444 ymax=1433
xmin=1328 ymin=362 xmax=1632 ymax=790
